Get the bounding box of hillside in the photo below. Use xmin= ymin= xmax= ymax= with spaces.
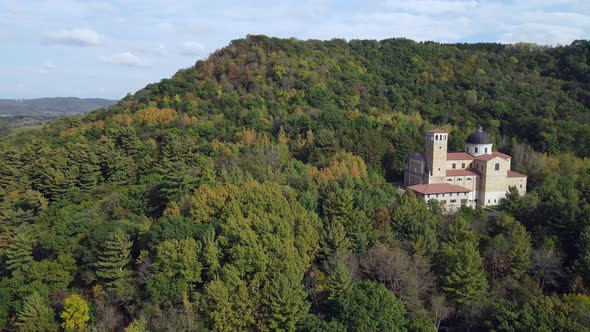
xmin=1 ymin=36 xmax=590 ymax=331
xmin=0 ymin=97 xmax=117 ymax=116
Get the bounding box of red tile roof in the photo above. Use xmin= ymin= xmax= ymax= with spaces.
xmin=476 ymin=152 xmax=511 ymax=161
xmin=507 ymin=170 xmax=527 ymax=178
xmin=447 ymin=152 xmax=474 ymax=160
xmin=446 ymin=169 xmax=480 ymax=177
xmin=408 ymin=183 xmax=471 ymax=195
xmin=426 ymin=129 xmax=448 ymax=133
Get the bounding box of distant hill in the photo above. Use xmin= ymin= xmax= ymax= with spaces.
xmin=0 ymin=97 xmax=117 ymax=116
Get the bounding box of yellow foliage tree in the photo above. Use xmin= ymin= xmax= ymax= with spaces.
xmin=134 ymin=107 xmax=178 ymax=126
xmin=312 ymin=151 xmax=368 ymax=183
xmin=60 ymin=294 xmax=90 ymax=331
xmin=111 ymin=113 xmax=134 ymax=126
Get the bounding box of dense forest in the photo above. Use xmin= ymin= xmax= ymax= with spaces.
xmin=1 ymin=35 xmax=590 ymax=331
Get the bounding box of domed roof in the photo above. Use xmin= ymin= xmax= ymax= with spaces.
xmin=466 ymin=127 xmax=492 ymax=144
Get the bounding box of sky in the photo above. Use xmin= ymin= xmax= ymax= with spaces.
xmin=1 ymin=0 xmax=590 ymax=100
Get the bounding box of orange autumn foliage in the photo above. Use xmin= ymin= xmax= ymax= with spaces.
xmin=59 ymin=127 xmax=78 ymax=137
xmin=312 ymin=152 xmax=367 ymax=183
xmin=179 ymin=113 xmax=198 ymax=127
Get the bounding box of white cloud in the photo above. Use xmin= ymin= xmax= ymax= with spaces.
xmin=44 ymin=28 xmax=104 ymax=46
xmin=178 ymin=41 xmax=206 ymax=56
xmin=100 ymin=52 xmax=150 ymax=67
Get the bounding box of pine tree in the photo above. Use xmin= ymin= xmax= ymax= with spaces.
xmin=321 ymin=219 xmax=351 ymax=258
xmin=5 ymin=231 xmax=34 ymax=274
xmin=444 ymin=215 xmax=478 ymax=247
xmin=16 ymin=292 xmax=58 ymax=332
xmin=97 ymin=136 xmax=133 ymax=184
xmin=265 ymin=272 xmax=310 ymax=332
xmin=392 ymin=191 xmax=438 ymax=257
xmin=96 ymin=229 xmax=133 ymax=285
xmin=320 ymin=185 xmax=354 ymax=220
xmin=438 ymin=242 xmax=487 ymax=306
xmin=327 ymin=261 xmax=352 ymax=301
xmin=0 ymin=147 xmax=20 ymax=194
xmin=507 ymin=223 xmax=532 ymax=279
xmin=29 ymin=155 xmax=77 ymax=201
xmin=158 ymin=160 xmax=200 ymax=203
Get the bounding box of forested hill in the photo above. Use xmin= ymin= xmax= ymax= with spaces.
xmin=0 ymin=97 xmax=117 ymax=116
xmin=1 ymin=35 xmax=590 ymax=331
xmin=101 ymin=36 xmax=590 ymax=157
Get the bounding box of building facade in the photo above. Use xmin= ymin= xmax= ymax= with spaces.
xmin=404 ymin=127 xmax=527 ymax=210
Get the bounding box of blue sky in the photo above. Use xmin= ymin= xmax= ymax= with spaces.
xmin=1 ymin=0 xmax=590 ymax=99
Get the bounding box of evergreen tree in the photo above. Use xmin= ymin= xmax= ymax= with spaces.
xmin=327 ymin=261 xmax=353 ymax=301
xmin=438 ymin=242 xmax=488 ymax=306
xmin=321 ymin=219 xmax=352 ymax=258
xmin=321 ymin=185 xmax=354 ymax=220
xmin=5 ymin=231 xmax=34 ymax=274
xmin=265 ymin=272 xmax=310 ymax=331
xmin=16 ymin=292 xmax=58 ymax=332
xmin=507 ymin=223 xmax=532 ymax=279
xmin=96 ymin=229 xmax=133 ymax=285
xmin=391 ymin=192 xmax=438 ymax=257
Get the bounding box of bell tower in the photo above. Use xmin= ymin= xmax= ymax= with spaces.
xmin=425 ymin=129 xmax=448 ymax=180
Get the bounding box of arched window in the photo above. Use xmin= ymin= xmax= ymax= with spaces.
xmin=435 ymin=135 xmax=439 ymax=140
xmin=475 ymin=147 xmax=479 ymax=153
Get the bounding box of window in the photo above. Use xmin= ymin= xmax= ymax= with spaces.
xmin=461 ymin=199 xmax=467 ymax=204
xmin=485 ymin=147 xmax=488 ymax=153
xmin=467 ymin=177 xmax=472 ymax=181
xmin=520 ymin=185 xmax=523 ymax=188
xmin=475 ymin=147 xmax=479 ymax=153
xmin=447 ymin=178 xmax=452 ymax=182
xmin=488 ymin=199 xmax=490 ymax=203
xmin=440 ymin=200 xmax=447 ymax=204
xmin=450 ymin=199 xmax=457 ymax=203
xmin=458 ymin=178 xmax=462 ymax=181
xmin=462 ymin=163 xmax=465 ymax=168
xmin=435 ymin=135 xmax=439 ymax=140
xmin=495 ymin=163 xmax=500 ymax=171
xmin=469 ymin=163 xmax=472 ymax=168
xmin=452 ymin=163 xmax=456 ymax=169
